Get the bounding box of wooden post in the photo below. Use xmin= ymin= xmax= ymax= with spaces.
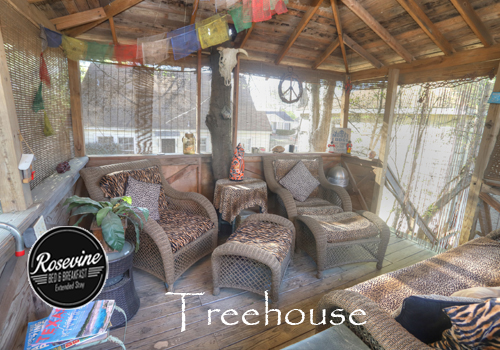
xmin=459 ymin=63 xmax=500 ymax=244
xmin=232 ymin=56 xmax=240 ymax=149
xmin=371 ymin=68 xmax=399 ymax=214
xmin=0 ymin=26 xmax=32 ymax=212
xmin=68 ymin=59 xmax=86 ymax=157
xmin=340 ymin=79 xmax=350 ymax=128
xmin=196 ymin=49 xmax=201 ymax=154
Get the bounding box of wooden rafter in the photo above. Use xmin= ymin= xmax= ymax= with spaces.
xmin=449 ymin=0 xmax=494 ymax=47
xmin=109 ymin=17 xmax=118 ymax=44
xmin=190 ymin=0 xmax=199 ymax=25
xmin=65 ymin=0 xmax=144 ymax=37
xmin=395 ymin=0 xmax=454 ymax=55
xmin=61 ymin=0 xmax=78 ymax=14
xmin=50 ymin=7 xmax=106 ymax=30
xmin=275 ymin=0 xmax=323 ymax=65
xmin=240 ymin=23 xmax=255 ymax=49
xmin=351 ymin=44 xmax=500 ymax=82
xmin=330 ymin=0 xmax=348 ymax=73
xmin=343 ymin=34 xmax=383 ymax=69
xmin=479 ymin=192 xmax=500 ymax=215
xmin=312 ymin=39 xmax=339 ymax=69
xmin=341 ymin=0 xmax=414 ymax=63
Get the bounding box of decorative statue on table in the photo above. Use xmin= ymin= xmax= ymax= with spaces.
xmin=229 ymin=143 xmax=245 ymax=181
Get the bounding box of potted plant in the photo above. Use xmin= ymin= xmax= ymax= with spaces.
xmin=64 ymin=195 xmax=149 ymax=252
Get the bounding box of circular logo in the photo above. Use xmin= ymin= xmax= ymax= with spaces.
xmin=27 ymin=226 xmax=108 ymax=309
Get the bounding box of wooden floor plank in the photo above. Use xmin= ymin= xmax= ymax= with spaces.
xmin=95 ymin=234 xmax=434 ymax=350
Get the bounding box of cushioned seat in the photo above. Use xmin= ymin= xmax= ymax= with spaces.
xmin=308 ymin=212 xmax=380 ymax=243
xmin=227 ymin=220 xmax=293 ymax=262
xmin=295 ymin=197 xmax=343 ymax=216
xmin=158 ymin=209 xmax=215 ymax=253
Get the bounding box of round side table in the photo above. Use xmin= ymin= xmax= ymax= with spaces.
xmin=96 ymin=241 xmax=140 ymax=329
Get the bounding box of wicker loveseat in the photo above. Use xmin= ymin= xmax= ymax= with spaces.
xmin=262 ymin=155 xmax=352 ymax=221
xmin=80 ymin=159 xmax=218 ymax=292
xmin=315 ymin=230 xmax=500 ymax=350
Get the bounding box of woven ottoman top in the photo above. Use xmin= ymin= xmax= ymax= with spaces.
xmin=227 ymin=221 xmax=293 ymax=262
xmin=307 ymin=212 xmax=379 ymax=243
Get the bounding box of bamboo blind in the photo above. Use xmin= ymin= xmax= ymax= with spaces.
xmin=0 ymin=0 xmax=73 ymax=189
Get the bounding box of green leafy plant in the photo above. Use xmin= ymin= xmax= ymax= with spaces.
xmin=64 ymin=195 xmax=149 ymax=252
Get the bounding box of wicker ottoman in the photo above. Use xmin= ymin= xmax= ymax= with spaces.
xmin=296 ymin=210 xmax=390 ymax=279
xmin=212 ymin=214 xmax=295 ymax=303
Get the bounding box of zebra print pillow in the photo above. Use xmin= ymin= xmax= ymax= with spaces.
xmin=430 ymin=298 xmax=500 ymax=349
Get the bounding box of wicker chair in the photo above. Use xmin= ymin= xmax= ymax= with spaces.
xmin=262 ymin=154 xmax=352 ymax=221
xmin=80 ymin=159 xmax=218 ymax=292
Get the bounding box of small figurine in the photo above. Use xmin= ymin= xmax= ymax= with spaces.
xmin=368 ymin=150 xmax=376 ymax=159
xmin=272 ymin=145 xmax=285 ymax=153
xmin=346 ymin=140 xmax=352 ymax=154
xmin=229 ymin=143 xmax=245 ymax=181
xmin=328 ymin=142 xmax=336 ymax=153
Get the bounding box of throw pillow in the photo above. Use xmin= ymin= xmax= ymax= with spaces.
xmin=451 ymin=286 xmax=500 ymax=299
xmin=394 ymin=295 xmax=483 ymax=344
xmin=430 ymin=298 xmax=500 ymax=349
xmin=279 ymin=160 xmax=320 ymax=202
xmin=99 ymin=166 xmax=168 ymax=210
xmin=125 ymin=176 xmax=161 ymax=221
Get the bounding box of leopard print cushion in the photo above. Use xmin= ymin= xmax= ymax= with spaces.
xmin=279 ymin=161 xmax=320 ymax=202
xmin=348 ymin=237 xmax=500 ymax=315
xmin=274 ymin=159 xmax=320 ymax=198
xmin=307 ymin=212 xmax=379 ymax=243
xmin=430 ymin=298 xmax=500 ymax=349
xmin=227 ymin=221 xmax=293 ymax=262
xmin=157 ymin=209 xmax=214 ymax=253
xmin=295 ymin=197 xmax=343 ymax=216
xmin=125 ymin=176 xmax=161 ymax=221
xmin=99 ymin=166 xmax=168 ymax=210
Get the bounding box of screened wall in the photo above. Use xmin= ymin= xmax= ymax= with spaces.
xmin=1 ymin=0 xmax=73 ymax=190
xmin=81 ymin=62 xmax=211 ymax=155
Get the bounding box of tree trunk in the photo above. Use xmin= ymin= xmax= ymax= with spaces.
xmin=309 ymin=81 xmax=335 ymax=152
xmin=206 ymin=48 xmax=233 ymax=181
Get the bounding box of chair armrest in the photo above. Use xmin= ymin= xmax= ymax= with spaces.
xmin=275 ymin=188 xmax=298 ymax=220
xmin=318 ymin=177 xmax=352 ymax=212
xmin=316 ymin=290 xmax=432 ymax=350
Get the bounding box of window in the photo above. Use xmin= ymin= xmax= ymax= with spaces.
xmin=200 ymin=138 xmax=207 ymax=153
xmin=98 ymin=136 xmax=114 ymax=144
xmin=161 ymin=139 xmax=176 ymax=153
xmin=118 ymin=137 xmax=134 ymax=153
xmin=284 ymin=123 xmax=291 ymax=130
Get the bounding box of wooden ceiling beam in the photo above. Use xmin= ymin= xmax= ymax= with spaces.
xmin=341 ymin=0 xmax=414 ymax=63
xmin=189 ymin=0 xmax=199 ymax=25
xmin=61 ymin=0 xmax=79 ymax=14
xmin=449 ymin=0 xmax=494 ymax=47
xmin=275 ymin=0 xmax=324 ymax=65
xmin=330 ymin=0 xmax=348 ymax=73
xmin=395 ymin=0 xmax=454 ymax=55
xmin=343 ymin=34 xmax=383 ymax=68
xmin=109 ymin=17 xmax=118 ymax=44
xmin=312 ymin=38 xmax=340 ymax=69
xmin=240 ymin=23 xmax=255 ymax=49
xmin=350 ymin=43 xmax=500 ymax=82
xmin=65 ymin=0 xmax=144 ymax=37
xmin=50 ymin=7 xmax=106 ymax=30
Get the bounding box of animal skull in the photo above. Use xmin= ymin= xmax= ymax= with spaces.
xmin=217 ymin=47 xmax=248 ymax=86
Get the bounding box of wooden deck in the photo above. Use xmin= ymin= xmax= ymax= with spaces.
xmin=94 ymin=234 xmax=435 ymax=350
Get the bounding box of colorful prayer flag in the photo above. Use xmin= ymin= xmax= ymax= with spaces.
xmin=142 ymin=38 xmax=170 ymax=65
xmin=62 ymin=36 xmax=88 ymax=61
xmin=168 ymin=24 xmax=200 ymax=60
xmin=274 ymin=0 xmax=288 ymax=14
xmin=40 ymin=53 xmax=50 ymax=87
xmin=40 ymin=24 xmax=48 ymax=52
xmin=32 ymin=82 xmax=44 ymax=112
xmin=43 ymin=110 xmax=55 ymax=136
xmin=85 ymin=41 xmax=113 ymax=61
xmin=44 ymin=27 xmax=62 ymax=48
xmin=252 ymin=0 xmax=272 ymax=22
xmin=114 ymin=44 xmax=138 ymax=64
xmin=137 ymin=33 xmax=167 ymax=59
xmin=229 ymin=5 xmax=253 ymax=33
xmin=242 ymin=0 xmax=253 ymax=23
xmin=196 ymin=14 xmax=230 ymax=49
